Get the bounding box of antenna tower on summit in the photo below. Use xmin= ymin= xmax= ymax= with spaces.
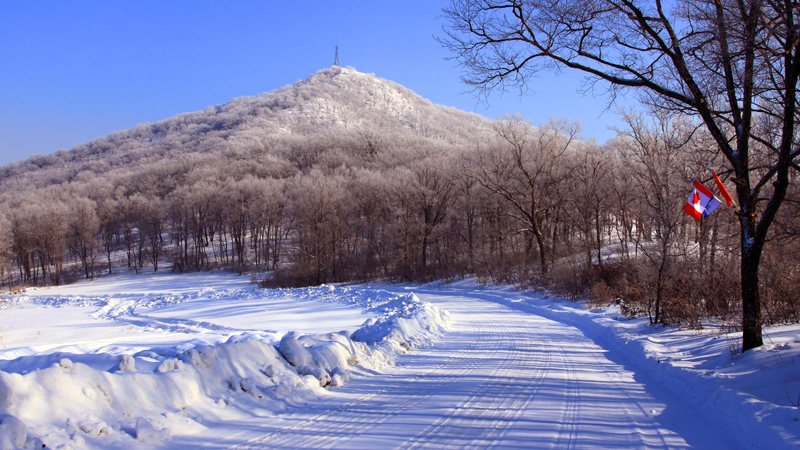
xmin=334 ymin=45 xmax=340 ymax=66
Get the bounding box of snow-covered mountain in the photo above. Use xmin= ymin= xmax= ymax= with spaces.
xmin=0 ymin=67 xmax=494 ymax=191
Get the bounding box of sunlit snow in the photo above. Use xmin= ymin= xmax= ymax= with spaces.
xmin=0 ymin=272 xmax=797 ymax=449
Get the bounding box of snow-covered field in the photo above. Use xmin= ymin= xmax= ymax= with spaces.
xmin=0 ymin=272 xmax=797 ymax=449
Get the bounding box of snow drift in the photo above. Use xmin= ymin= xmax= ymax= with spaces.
xmin=0 ymin=287 xmax=449 ymax=449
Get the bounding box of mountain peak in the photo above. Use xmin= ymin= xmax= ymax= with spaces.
xmin=1 ymin=68 xmax=493 ymax=187
xmin=267 ymin=66 xmax=439 ymax=131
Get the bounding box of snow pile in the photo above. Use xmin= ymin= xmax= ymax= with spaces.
xmin=0 ymin=285 xmax=449 ymax=449
xmin=352 ymin=292 xmax=451 ymax=354
xmin=0 ymin=414 xmax=43 ymax=450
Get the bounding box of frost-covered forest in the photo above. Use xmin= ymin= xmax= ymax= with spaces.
xmin=0 ymin=67 xmax=798 ymax=329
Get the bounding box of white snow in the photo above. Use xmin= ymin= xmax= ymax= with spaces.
xmin=0 ymin=272 xmax=449 ymax=449
xmin=0 ymin=272 xmax=798 ymax=449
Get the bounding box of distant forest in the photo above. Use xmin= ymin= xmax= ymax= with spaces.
xmin=0 ymin=67 xmax=798 ymax=329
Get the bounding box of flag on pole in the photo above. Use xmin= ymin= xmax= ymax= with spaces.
xmin=684 ymin=179 xmax=722 ymax=220
xmin=710 ymin=167 xmax=735 ymax=208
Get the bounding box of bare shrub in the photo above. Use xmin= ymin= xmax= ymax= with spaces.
xmin=612 ymin=256 xmax=740 ymax=329
xmin=761 ymin=242 xmax=800 ymax=325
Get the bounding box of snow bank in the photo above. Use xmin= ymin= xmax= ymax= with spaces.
xmin=471 ymin=286 xmax=800 ymax=450
xmin=352 ymin=292 xmax=450 ymax=354
xmin=0 ymin=286 xmax=450 ymax=449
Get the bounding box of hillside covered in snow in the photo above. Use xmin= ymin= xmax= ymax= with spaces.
xmin=0 ymin=67 xmax=493 ymax=189
xmin=0 ymin=65 xmax=796 ymax=378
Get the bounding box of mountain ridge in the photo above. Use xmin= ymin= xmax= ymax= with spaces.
xmin=0 ymin=66 xmax=494 ymax=191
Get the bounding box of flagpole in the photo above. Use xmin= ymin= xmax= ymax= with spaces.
xmin=709 ymin=167 xmax=740 ymax=214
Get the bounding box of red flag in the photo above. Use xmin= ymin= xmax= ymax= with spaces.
xmin=710 ymin=167 xmax=734 ymax=208
xmin=684 ymin=179 xmax=722 ymax=220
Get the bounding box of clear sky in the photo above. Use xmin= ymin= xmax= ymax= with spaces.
xmin=0 ymin=1 xmax=632 ymax=166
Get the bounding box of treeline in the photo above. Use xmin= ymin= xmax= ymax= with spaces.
xmin=1 ymin=110 xmax=798 ymax=331
xmin=0 ymin=67 xmax=797 ymax=330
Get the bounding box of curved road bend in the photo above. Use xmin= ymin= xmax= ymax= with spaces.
xmin=230 ymin=288 xmax=745 ymax=450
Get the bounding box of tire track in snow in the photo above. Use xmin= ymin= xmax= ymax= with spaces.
xmin=548 ymin=338 xmax=580 ymax=450
xmin=90 ymin=296 xmax=272 ymax=336
xmin=230 ymin=319 xmax=494 ymax=450
xmin=227 ymin=290 xmax=732 ymax=450
xmin=462 ymin=289 xmax=749 ymax=450
xmin=401 ymin=316 xmax=546 ymax=449
xmin=112 ymin=313 xmax=258 ymax=335
xmin=577 ymin=337 xmax=676 ymax=450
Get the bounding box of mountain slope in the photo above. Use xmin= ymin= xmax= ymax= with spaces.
xmin=0 ymin=67 xmax=494 ymax=192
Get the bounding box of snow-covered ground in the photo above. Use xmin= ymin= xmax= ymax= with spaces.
xmin=0 ymin=272 xmax=448 ymax=449
xmin=0 ymin=272 xmax=797 ymax=449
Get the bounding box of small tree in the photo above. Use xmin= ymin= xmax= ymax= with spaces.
xmin=613 ymin=111 xmax=694 ymax=324
xmin=97 ymin=198 xmax=118 ymax=275
xmin=566 ymin=143 xmax=614 ymax=268
xmin=0 ymin=212 xmax=13 ymax=292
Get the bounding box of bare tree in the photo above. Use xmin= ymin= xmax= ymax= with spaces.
xmin=409 ymin=158 xmax=455 ymax=276
xmin=97 ymin=198 xmax=118 ymax=275
xmin=0 ymin=212 xmax=13 ymax=292
xmin=469 ymin=116 xmax=577 ymax=276
xmin=17 ymin=198 xmax=70 ymax=286
xmin=351 ymin=169 xmax=391 ymax=280
xmin=566 ymin=143 xmax=614 ymax=268
xmin=167 ymin=187 xmax=192 ymax=272
xmin=222 ymin=177 xmax=259 ymax=270
xmin=245 ymin=177 xmax=288 ymax=271
xmin=442 ymin=0 xmax=800 ymax=351
xmin=69 ymin=197 xmax=100 ymax=280
xmin=287 ymin=170 xmax=351 ymax=285
xmin=386 ymin=157 xmax=455 ymax=279
xmin=131 ymin=193 xmax=164 ymax=272
xmin=614 ymin=111 xmax=694 ymax=324
xmin=452 ymin=159 xmax=486 ymax=274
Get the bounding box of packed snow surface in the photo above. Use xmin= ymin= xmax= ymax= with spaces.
xmin=0 ymin=272 xmax=798 ymax=449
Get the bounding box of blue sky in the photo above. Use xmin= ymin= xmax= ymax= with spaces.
xmin=0 ymin=1 xmax=631 ymax=166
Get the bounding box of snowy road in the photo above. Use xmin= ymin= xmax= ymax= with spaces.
xmin=5 ymin=274 xmax=795 ymax=449
xmin=227 ymin=288 xmax=742 ymax=450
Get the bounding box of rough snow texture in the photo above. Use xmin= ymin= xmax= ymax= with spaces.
xmin=0 ymin=277 xmax=449 ymax=450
